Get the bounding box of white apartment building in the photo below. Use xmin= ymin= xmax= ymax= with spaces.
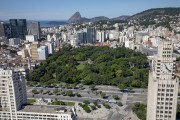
xmin=147 ymin=40 xmax=179 ymax=120
xmin=97 ymin=31 xmax=106 ymax=42
xmin=37 ymin=46 xmax=48 ymax=60
xmin=45 ymin=42 xmax=55 ymax=54
xmin=0 ymin=68 xmax=77 ymax=120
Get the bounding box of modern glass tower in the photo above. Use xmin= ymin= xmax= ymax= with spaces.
xmin=10 ymin=19 xmax=27 ymax=39
xmin=87 ymin=27 xmax=96 ymax=44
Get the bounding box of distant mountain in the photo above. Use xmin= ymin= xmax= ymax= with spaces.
xmin=68 ymin=12 xmax=82 ymax=23
xmin=68 ymin=12 xmax=128 ymax=23
xmin=128 ymin=7 xmax=180 ymax=20
xmin=91 ymin=16 xmax=109 ymax=22
xmin=111 ymin=15 xmax=130 ymax=21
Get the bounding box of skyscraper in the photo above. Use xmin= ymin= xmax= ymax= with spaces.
xmin=0 ymin=22 xmax=11 ymax=38
xmin=10 ymin=19 xmax=27 ymax=39
xmin=147 ymin=40 xmax=179 ymax=120
xmin=87 ymin=27 xmax=96 ymax=44
xmin=28 ymin=21 xmax=41 ymax=39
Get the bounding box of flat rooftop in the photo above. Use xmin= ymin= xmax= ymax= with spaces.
xmin=19 ymin=105 xmax=73 ymax=114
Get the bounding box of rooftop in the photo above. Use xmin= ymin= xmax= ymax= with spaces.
xmin=19 ymin=105 xmax=74 ymax=114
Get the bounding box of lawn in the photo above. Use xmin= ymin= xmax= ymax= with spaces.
xmin=27 ymin=99 xmax=36 ymax=105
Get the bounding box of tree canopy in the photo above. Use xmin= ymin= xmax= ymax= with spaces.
xmin=27 ymin=45 xmax=149 ymax=88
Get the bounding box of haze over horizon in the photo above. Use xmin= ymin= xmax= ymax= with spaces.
xmin=0 ymin=0 xmax=180 ymax=20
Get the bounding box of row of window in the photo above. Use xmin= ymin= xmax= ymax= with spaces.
xmin=157 ymin=97 xmax=173 ymax=101
xmin=158 ymin=89 xmax=174 ymax=92
xmin=158 ymin=84 xmax=174 ymax=87
xmin=157 ymin=93 xmax=173 ymax=96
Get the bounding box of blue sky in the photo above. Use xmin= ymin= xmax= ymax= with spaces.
xmin=0 ymin=0 xmax=180 ymax=20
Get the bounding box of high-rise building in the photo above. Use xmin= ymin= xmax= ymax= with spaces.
xmin=31 ymin=42 xmax=39 ymax=60
xmin=77 ymin=32 xmax=87 ymax=44
xmin=38 ymin=46 xmax=48 ymax=60
xmin=0 ymin=22 xmax=11 ymax=38
xmin=87 ymin=27 xmax=96 ymax=44
xmin=10 ymin=19 xmax=27 ymax=39
xmin=28 ymin=21 xmax=41 ymax=39
xmin=0 ymin=68 xmax=27 ymax=119
xmin=147 ymin=40 xmax=179 ymax=120
xmin=45 ymin=42 xmax=55 ymax=54
xmin=97 ymin=31 xmax=106 ymax=43
xmin=0 ymin=68 xmax=77 ymax=120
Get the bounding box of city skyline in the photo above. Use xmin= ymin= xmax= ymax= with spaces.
xmin=0 ymin=0 xmax=180 ymax=20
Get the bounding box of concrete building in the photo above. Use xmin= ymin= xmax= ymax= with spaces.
xmin=0 ymin=22 xmax=11 ymax=38
xmin=38 ymin=46 xmax=48 ymax=60
xmin=28 ymin=21 xmax=41 ymax=39
xmin=87 ymin=27 xmax=96 ymax=43
xmin=70 ymin=38 xmax=78 ymax=47
xmin=147 ymin=40 xmax=179 ymax=120
xmin=10 ymin=19 xmax=27 ymax=39
xmin=31 ymin=42 xmax=39 ymax=60
xmin=45 ymin=42 xmax=55 ymax=54
xmin=9 ymin=38 xmax=21 ymax=46
xmin=97 ymin=31 xmax=106 ymax=43
xmin=0 ymin=68 xmax=77 ymax=120
xmin=26 ymin=35 xmax=38 ymax=42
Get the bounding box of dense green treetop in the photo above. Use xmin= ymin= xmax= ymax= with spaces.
xmin=27 ymin=45 xmax=149 ymax=88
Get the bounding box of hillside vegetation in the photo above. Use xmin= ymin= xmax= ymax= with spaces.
xmin=129 ymin=7 xmax=180 ymax=20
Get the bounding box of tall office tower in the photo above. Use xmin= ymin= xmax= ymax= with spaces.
xmin=28 ymin=21 xmax=41 ymax=39
xmin=31 ymin=42 xmax=39 ymax=60
xmin=10 ymin=19 xmax=27 ymax=39
xmin=87 ymin=27 xmax=96 ymax=44
xmin=0 ymin=68 xmax=27 ymax=119
xmin=0 ymin=22 xmax=11 ymax=38
xmin=147 ymin=40 xmax=179 ymax=120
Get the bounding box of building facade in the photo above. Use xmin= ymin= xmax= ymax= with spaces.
xmin=45 ymin=42 xmax=55 ymax=54
xmin=147 ymin=41 xmax=179 ymax=120
xmin=0 ymin=68 xmax=77 ymax=120
xmin=87 ymin=27 xmax=96 ymax=44
xmin=26 ymin=35 xmax=38 ymax=42
xmin=10 ymin=19 xmax=27 ymax=39
xmin=28 ymin=21 xmax=41 ymax=39
xmin=31 ymin=42 xmax=39 ymax=60
xmin=0 ymin=22 xmax=11 ymax=38
xmin=38 ymin=46 xmax=48 ymax=60
xmin=97 ymin=31 xmax=106 ymax=43
xmin=77 ymin=32 xmax=87 ymax=44
xmin=0 ymin=68 xmax=27 ymax=120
